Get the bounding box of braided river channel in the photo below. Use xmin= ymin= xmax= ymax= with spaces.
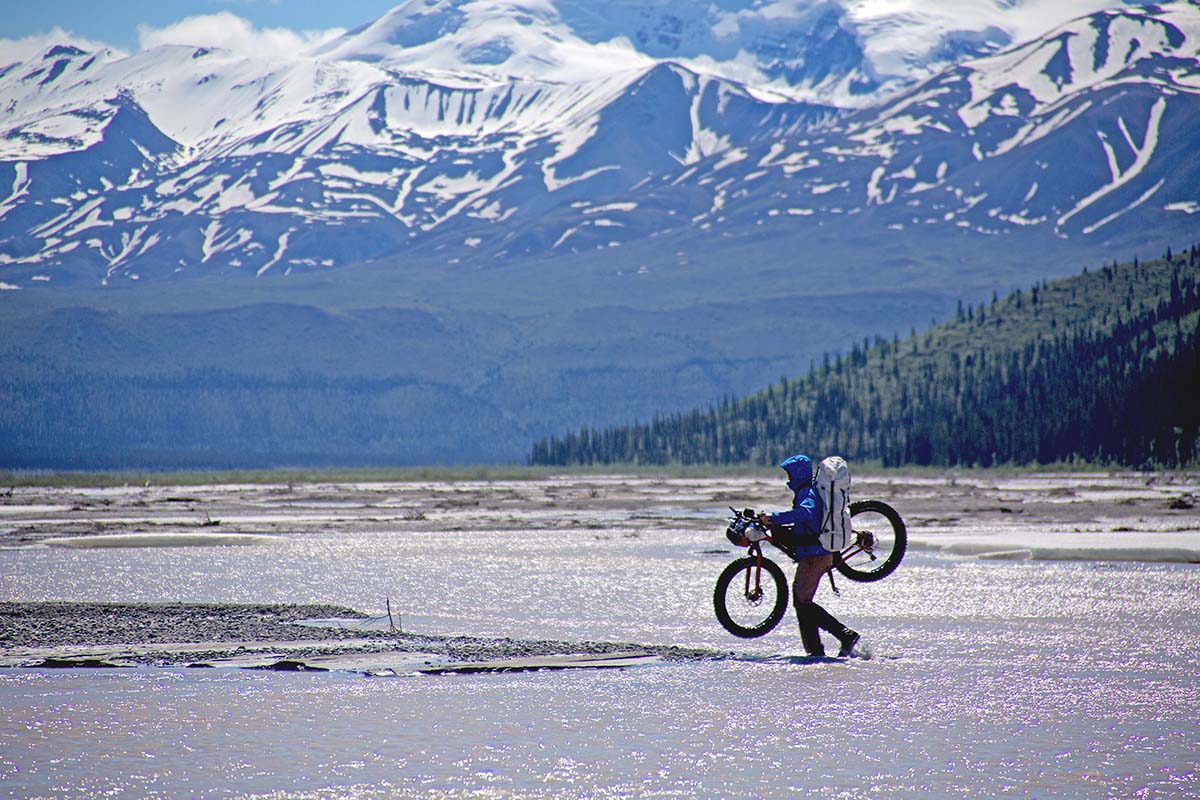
xmin=2 ymin=472 xmax=1198 ymax=799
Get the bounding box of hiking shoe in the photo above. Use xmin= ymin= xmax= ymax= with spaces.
xmin=837 ymin=630 xmax=860 ymax=657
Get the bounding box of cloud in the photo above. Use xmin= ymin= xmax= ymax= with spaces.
xmin=0 ymin=28 xmax=123 ymax=64
xmin=136 ymin=12 xmax=343 ymax=58
xmin=0 ymin=12 xmax=341 ymax=66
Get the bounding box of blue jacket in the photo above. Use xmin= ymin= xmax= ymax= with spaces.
xmin=768 ymin=455 xmax=828 ymax=555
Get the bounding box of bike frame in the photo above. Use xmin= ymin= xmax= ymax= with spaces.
xmin=736 ymin=520 xmax=883 ymax=600
xmin=834 ymin=531 xmax=874 ymax=565
xmin=736 ymin=525 xmax=868 ymax=602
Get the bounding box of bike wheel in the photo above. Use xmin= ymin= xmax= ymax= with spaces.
xmin=713 ymin=556 xmax=788 ymax=638
xmin=834 ymin=500 xmax=907 ymax=582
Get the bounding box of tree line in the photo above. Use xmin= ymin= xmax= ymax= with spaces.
xmin=531 ymin=246 xmax=1200 ymax=468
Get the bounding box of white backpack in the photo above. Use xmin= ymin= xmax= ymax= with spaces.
xmin=815 ymin=456 xmax=853 ymax=552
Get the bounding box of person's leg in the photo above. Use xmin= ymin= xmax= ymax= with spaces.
xmin=794 ymin=554 xmax=859 ymax=656
xmin=793 ymin=553 xmax=830 ymax=602
xmin=808 ymin=604 xmax=860 ymax=656
xmin=793 ymin=555 xmax=830 ymax=656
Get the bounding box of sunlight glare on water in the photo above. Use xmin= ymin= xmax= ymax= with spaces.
xmin=3 ymin=651 xmax=1196 ymax=800
xmin=1 ymin=479 xmax=1198 ymax=799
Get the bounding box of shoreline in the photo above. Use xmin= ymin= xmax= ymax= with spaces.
xmin=4 ymin=464 xmax=1198 ymax=490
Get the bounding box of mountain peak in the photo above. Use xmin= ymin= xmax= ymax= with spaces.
xmin=316 ymin=0 xmax=651 ymax=84
xmin=320 ymin=0 xmax=475 ymax=57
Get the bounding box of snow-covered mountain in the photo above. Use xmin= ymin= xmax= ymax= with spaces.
xmin=312 ymin=0 xmax=1163 ymax=103
xmin=514 ymin=2 xmax=1200 ymax=258
xmin=0 ymin=31 xmax=830 ymax=283
xmin=0 ymin=0 xmax=1195 ymax=288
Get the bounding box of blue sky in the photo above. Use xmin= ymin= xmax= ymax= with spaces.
xmin=4 ymin=1 xmax=402 ymax=53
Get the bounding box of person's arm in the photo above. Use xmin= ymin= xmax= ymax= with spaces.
xmin=768 ymin=492 xmax=821 ymax=532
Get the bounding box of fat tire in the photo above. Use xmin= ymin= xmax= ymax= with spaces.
xmin=833 ymin=499 xmax=907 ymax=583
xmin=713 ymin=556 xmax=789 ymax=638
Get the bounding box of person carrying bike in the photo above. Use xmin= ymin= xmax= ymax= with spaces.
xmin=757 ymin=454 xmax=860 ymax=658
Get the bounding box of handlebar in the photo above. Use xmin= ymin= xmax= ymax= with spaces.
xmin=726 ymin=507 xmax=772 ymax=547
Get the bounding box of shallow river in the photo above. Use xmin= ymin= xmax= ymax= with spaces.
xmin=1 ymin=476 xmax=1198 ymax=798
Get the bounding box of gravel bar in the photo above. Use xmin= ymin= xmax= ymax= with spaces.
xmin=0 ymin=602 xmax=722 ymax=667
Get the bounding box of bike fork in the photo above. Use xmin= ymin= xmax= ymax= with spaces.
xmin=745 ymin=545 xmax=764 ymax=600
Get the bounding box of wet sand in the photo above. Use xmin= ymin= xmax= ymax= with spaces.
xmin=2 ymin=470 xmax=1196 ymax=548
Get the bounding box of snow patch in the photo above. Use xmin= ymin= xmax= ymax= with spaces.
xmin=268 ymin=158 xmax=314 ymax=191
xmin=865 ymin=165 xmax=897 ymax=205
xmin=583 ymin=202 xmax=637 ymax=214
xmin=201 ymin=220 xmax=254 ymax=262
xmin=0 ymin=162 xmax=31 ymax=219
xmin=319 ymin=163 xmax=395 ymax=186
xmin=99 ymin=226 xmax=153 ymax=272
xmin=256 ymin=230 xmax=292 ymax=277
xmin=1058 ymin=97 xmax=1167 ymax=230
xmin=418 ymin=169 xmax=492 ymax=201
xmin=682 ymin=80 xmax=733 ymax=165
xmin=1082 ymin=178 xmax=1164 ymax=235
xmin=552 ymin=226 xmax=578 ymax=249
xmin=1001 ymin=211 xmax=1047 ymax=227
xmin=712 ymin=148 xmax=747 ymax=171
xmin=810 ymin=181 xmax=845 ymax=195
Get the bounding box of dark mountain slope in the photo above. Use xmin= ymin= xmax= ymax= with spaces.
xmin=531 ymin=246 xmax=1200 ymax=468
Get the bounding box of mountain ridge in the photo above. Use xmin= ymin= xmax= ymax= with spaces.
xmin=2 ymin=1 xmax=1198 ymax=467
xmin=3 ymin=2 xmax=1195 ymax=288
xmin=531 ymin=246 xmax=1200 ymax=468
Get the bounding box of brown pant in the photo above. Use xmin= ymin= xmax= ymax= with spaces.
xmin=793 ymin=552 xmax=833 ymax=603
xmin=792 ymin=553 xmax=852 ymax=656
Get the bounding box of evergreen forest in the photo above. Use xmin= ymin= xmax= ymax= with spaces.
xmin=530 ymin=247 xmax=1200 ymax=469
